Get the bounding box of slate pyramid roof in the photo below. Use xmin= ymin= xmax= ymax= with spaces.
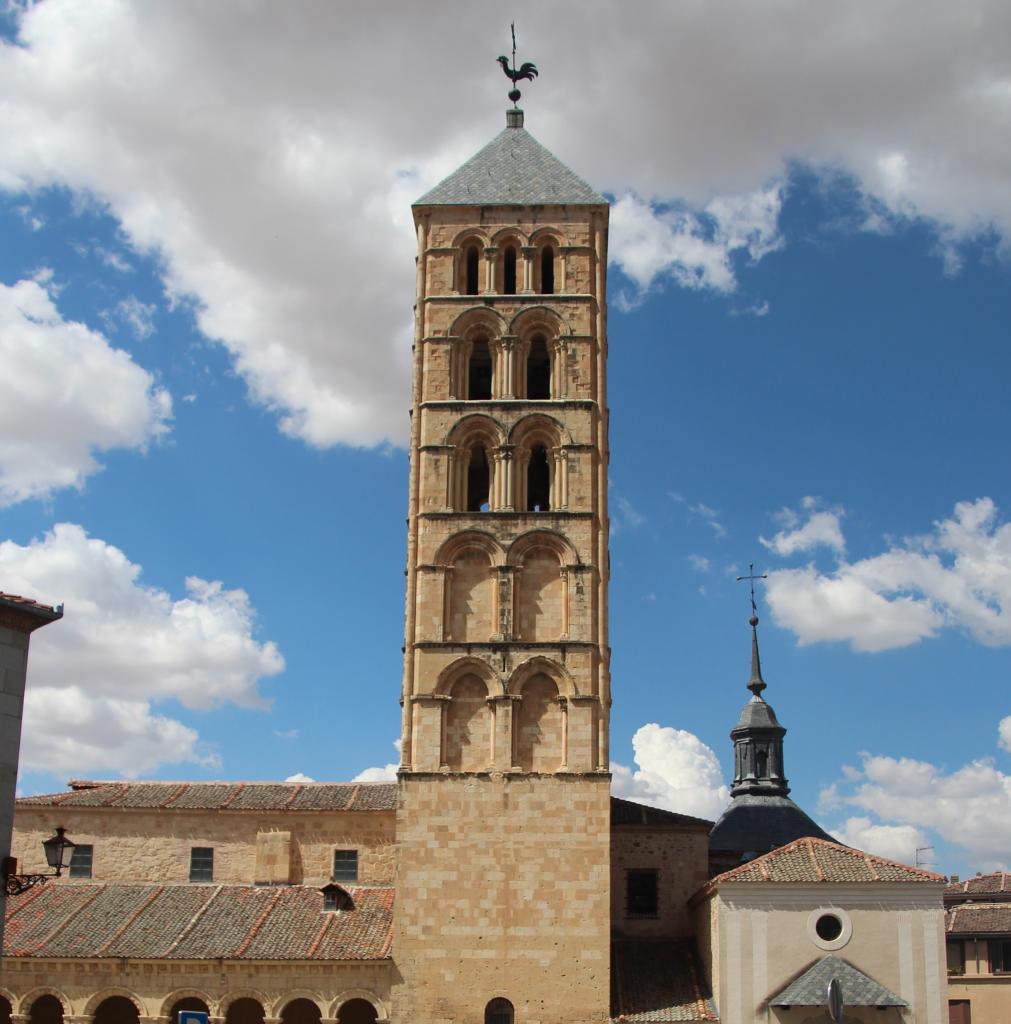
xmin=415 ymin=111 xmax=606 ymax=207
xmin=769 ymin=955 xmax=906 ymax=1007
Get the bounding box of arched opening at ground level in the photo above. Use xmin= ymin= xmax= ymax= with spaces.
xmin=336 ymin=1000 xmax=377 ymax=1024
xmin=280 ymin=1000 xmax=321 ymax=1024
xmin=225 ymin=1000 xmax=265 ymax=1024
xmin=93 ymin=998 xmax=138 ymax=1024
xmin=167 ymin=999 xmax=210 ymax=1024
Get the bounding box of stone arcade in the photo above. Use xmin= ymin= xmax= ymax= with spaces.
xmin=1 ymin=99 xmax=949 ymax=1024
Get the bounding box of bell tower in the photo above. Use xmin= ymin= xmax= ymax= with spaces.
xmin=392 ymin=83 xmax=612 ymax=1024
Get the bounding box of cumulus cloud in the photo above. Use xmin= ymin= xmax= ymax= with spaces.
xmin=2 ymin=523 xmax=284 ymax=777
xmin=284 ymin=772 xmax=316 ymax=784
xmin=611 ymin=723 xmax=730 ymax=822
xmin=766 ymin=498 xmax=1011 ymax=652
xmin=4 ymin=3 xmax=1011 ymax=447
xmin=353 ymin=739 xmax=401 ymax=783
xmin=821 ymin=734 xmax=1011 ymax=869
xmin=762 ymin=498 xmax=846 ymax=556
xmin=0 ymin=277 xmax=171 ymax=506
xmin=830 ymin=816 xmax=929 ymax=866
xmin=1000 ymin=715 xmax=1011 ymax=754
xmin=609 ymin=185 xmax=782 ymax=301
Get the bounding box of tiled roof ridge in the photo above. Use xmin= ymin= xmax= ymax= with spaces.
xmin=221 ymin=783 xmax=244 ymax=808
xmin=163 ymin=782 xmax=190 ymax=808
xmin=0 ymin=592 xmax=61 ymax=615
xmin=283 ymin=785 xmax=303 ymax=810
xmin=306 ymin=909 xmax=336 ymax=959
xmin=235 ymin=887 xmax=284 ymax=957
xmin=709 ymin=836 xmax=944 ymax=887
xmin=97 ymin=885 xmax=163 ymax=955
xmin=164 ymin=885 xmax=222 ymax=957
xmin=33 ymin=883 xmax=104 ymax=955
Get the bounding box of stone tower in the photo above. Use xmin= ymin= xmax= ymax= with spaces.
xmin=392 ymin=106 xmax=612 ymax=1024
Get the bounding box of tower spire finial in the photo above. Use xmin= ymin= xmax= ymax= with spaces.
xmin=497 ymin=23 xmax=538 ymax=111
xmin=736 ymin=562 xmax=769 ymax=697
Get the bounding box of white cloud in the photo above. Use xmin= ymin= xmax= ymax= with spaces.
xmin=999 ymin=715 xmax=1011 ymax=754
xmin=767 ymin=498 xmax=1011 ymax=652
xmin=821 ymin=736 xmax=1011 ymax=869
xmin=2 ymin=523 xmax=284 ymax=777
xmin=831 ymin=816 xmax=929 ymax=866
xmin=115 ymin=295 xmax=156 ymax=339
xmin=762 ymin=499 xmax=846 ymax=556
xmin=275 ymin=728 xmax=300 ymax=741
xmin=353 ymin=738 xmax=401 ymax=783
xmin=611 ymin=723 xmax=730 ymax=822
xmin=0 ymin=277 xmax=171 ymax=506
xmin=4 ymin=3 xmax=1011 ymax=447
xmin=284 ymin=772 xmax=315 ymax=784
xmin=689 ymin=554 xmax=710 ymax=573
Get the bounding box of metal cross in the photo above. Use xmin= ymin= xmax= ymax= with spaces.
xmin=736 ymin=562 xmax=768 ymax=617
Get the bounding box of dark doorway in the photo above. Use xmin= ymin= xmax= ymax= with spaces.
xmin=485 ymin=998 xmax=514 ymax=1024
xmin=336 ymin=1001 xmax=377 ymax=1024
xmin=468 ymin=340 xmax=492 ymax=400
xmin=467 ymin=446 xmax=491 ymax=512
xmin=526 ymin=337 xmax=551 ymax=399
xmin=93 ymin=998 xmax=138 ymax=1024
xmin=527 ymin=446 xmax=550 ymax=511
xmin=28 ymin=996 xmax=63 ymax=1024
xmin=225 ymin=1000 xmax=264 ymax=1024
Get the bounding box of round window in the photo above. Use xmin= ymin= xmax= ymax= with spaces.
xmin=807 ymin=906 xmax=852 ymax=950
xmin=815 ymin=913 xmax=843 ymax=941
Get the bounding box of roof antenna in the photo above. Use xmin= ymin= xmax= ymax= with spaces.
xmin=497 ymin=22 xmax=538 ymax=108
xmin=736 ymin=562 xmax=769 ymax=697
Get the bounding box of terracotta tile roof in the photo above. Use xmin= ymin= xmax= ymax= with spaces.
xmin=705 ymin=837 xmax=944 ymax=889
xmin=946 ymin=872 xmax=1011 ymax=897
xmin=3 ymin=883 xmax=394 ymax=961
xmin=611 ymin=798 xmax=713 ymax=831
xmin=611 ymin=940 xmax=718 ymax=1022
xmin=946 ymin=903 xmax=1011 ymax=936
xmin=0 ymin=592 xmax=61 ymax=616
xmin=17 ymin=780 xmax=396 ymax=813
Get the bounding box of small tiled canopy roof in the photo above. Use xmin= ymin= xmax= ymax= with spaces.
xmin=17 ymin=780 xmax=396 ymax=812
xmin=611 ymin=798 xmax=713 ymax=831
xmin=770 ymin=955 xmax=906 ymax=1008
xmin=946 ymin=872 xmax=1011 ymax=897
xmin=4 ymin=883 xmax=393 ymax=960
xmin=946 ymin=903 xmax=1011 ymax=936
xmin=706 ymin=837 xmax=944 ymax=887
xmin=611 ymin=940 xmax=718 ymax=1023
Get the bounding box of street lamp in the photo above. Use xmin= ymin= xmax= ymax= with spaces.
xmin=3 ymin=827 xmax=76 ymax=896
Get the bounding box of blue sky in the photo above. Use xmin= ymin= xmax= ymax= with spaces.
xmin=2 ymin=2 xmax=1010 ymax=878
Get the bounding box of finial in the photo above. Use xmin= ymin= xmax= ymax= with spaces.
xmin=497 ymin=22 xmax=538 ymax=109
xmin=736 ymin=563 xmax=769 ymax=697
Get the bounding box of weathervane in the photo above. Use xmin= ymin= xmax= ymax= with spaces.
xmin=497 ymin=22 xmax=538 ymax=107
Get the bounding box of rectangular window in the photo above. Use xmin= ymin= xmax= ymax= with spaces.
xmin=68 ymin=844 xmax=93 ymax=879
xmin=189 ymin=847 xmax=213 ymax=883
xmin=947 ymin=940 xmax=966 ymax=974
xmin=626 ymin=869 xmax=659 ymax=918
xmin=990 ymin=939 xmax=1011 ymax=973
xmin=332 ymin=849 xmax=358 ymax=882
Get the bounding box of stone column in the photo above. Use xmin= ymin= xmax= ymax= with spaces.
xmin=550 ymin=447 xmax=569 ymax=510
xmin=455 ymin=448 xmax=470 ymax=511
xmin=483 ymin=247 xmax=498 ymax=294
xmin=559 ymin=696 xmax=569 ymax=769
xmin=551 ymin=340 xmax=566 ymax=398
xmin=496 ymin=565 xmax=516 ymax=639
xmin=441 ymin=566 xmax=454 ymax=641
xmin=0 ymin=595 xmax=62 ymax=958
xmin=499 ymin=446 xmax=515 ymax=510
xmin=500 ymin=336 xmax=517 ymax=398
xmin=559 ymin=567 xmax=570 ymax=639
xmin=514 ymin=448 xmax=531 ymax=512
xmin=445 ymin=449 xmax=456 ymax=510
xmin=521 ymin=246 xmax=537 ymax=293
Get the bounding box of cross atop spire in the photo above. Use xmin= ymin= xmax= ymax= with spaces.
xmin=736 ymin=563 xmax=769 ymax=697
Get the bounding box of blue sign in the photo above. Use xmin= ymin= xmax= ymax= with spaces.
xmin=179 ymin=1012 xmax=209 ymax=1024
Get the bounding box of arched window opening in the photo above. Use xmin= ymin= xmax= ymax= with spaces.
xmin=527 ymin=445 xmax=550 ymax=511
xmin=445 ymin=675 xmax=491 ymax=770
xmin=485 ymin=999 xmax=514 ymax=1024
xmin=503 ymin=246 xmax=517 ymax=294
xmin=27 ymin=996 xmax=63 ymax=1024
xmin=465 ymin=245 xmax=480 ymax=295
xmin=336 ymin=1001 xmax=377 ymax=1024
xmin=93 ymin=999 xmax=138 ymax=1024
xmin=516 ymin=547 xmax=563 ymax=641
xmin=467 ymin=446 xmax=491 ymax=512
xmin=468 ymin=339 xmax=492 ymax=400
xmin=168 ymin=1000 xmax=210 ymax=1024
xmin=755 ymin=748 xmax=768 ymax=778
xmin=281 ymin=1000 xmax=321 ymax=1024
xmin=540 ymin=245 xmax=555 ymax=294
xmin=515 ymin=675 xmax=562 ymax=772
xmin=526 ymin=337 xmax=551 ymax=399
xmin=449 ymin=550 xmax=494 ymax=641
xmin=225 ymin=1000 xmax=264 ymax=1024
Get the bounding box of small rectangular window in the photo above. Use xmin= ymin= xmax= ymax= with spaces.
xmin=626 ymin=869 xmax=659 ymax=918
xmin=189 ymin=847 xmax=213 ymax=883
xmin=68 ymin=844 xmax=93 ymax=879
xmin=332 ymin=849 xmax=358 ymax=882
xmin=947 ymin=940 xmax=966 ymax=974
xmin=991 ymin=939 xmax=1011 ymax=973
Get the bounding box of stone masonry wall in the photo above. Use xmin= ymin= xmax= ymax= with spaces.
xmin=391 ymin=774 xmax=612 ymax=1024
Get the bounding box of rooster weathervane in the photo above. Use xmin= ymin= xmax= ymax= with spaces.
xmin=497 ymin=23 xmax=538 ymax=107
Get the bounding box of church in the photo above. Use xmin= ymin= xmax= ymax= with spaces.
xmin=0 ymin=83 xmax=948 ymax=1024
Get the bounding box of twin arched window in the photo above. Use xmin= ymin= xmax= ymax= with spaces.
xmin=459 ymin=241 xmax=558 ymax=297
xmin=462 ymin=334 xmax=554 ymax=402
